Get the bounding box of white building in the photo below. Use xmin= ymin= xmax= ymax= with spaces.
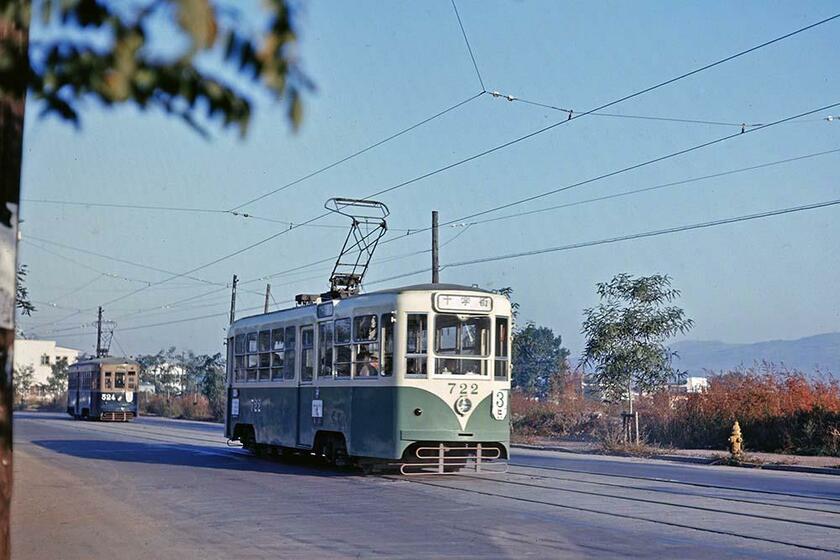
xmin=14 ymin=339 xmax=81 ymax=386
xmin=670 ymin=376 xmax=709 ymax=394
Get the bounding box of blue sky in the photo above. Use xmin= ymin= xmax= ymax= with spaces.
xmin=17 ymin=0 xmax=840 ymax=357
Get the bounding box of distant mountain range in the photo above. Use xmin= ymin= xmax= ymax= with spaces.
xmin=670 ymin=332 xmax=840 ymax=377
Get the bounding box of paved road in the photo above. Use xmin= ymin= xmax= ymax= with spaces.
xmin=12 ymin=412 xmax=840 ymax=559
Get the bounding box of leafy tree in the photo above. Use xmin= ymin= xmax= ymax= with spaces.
xmin=136 ymin=347 xmax=182 ymax=396
xmin=45 ymin=355 xmax=68 ymax=394
xmin=496 ymin=286 xmax=520 ymax=319
xmin=581 ymin=274 xmax=694 ymax=405
xmin=512 ymin=322 xmax=570 ymax=399
xmin=1 ymin=0 xmax=310 ymax=135
xmin=11 ymin=365 xmax=33 ymax=404
xmin=196 ymin=353 xmax=226 ymax=420
xmin=15 ymin=265 xmax=34 ymax=316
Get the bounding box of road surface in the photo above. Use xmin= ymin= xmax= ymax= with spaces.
xmin=12 ymin=412 xmax=840 ymax=559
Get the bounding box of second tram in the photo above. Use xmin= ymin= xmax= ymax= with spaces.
xmin=67 ymin=357 xmax=140 ymax=421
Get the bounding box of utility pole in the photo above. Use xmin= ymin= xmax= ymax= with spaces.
xmin=431 ymin=210 xmax=439 ymax=283
xmin=96 ymin=306 xmax=103 ymax=358
xmin=263 ymin=283 xmax=271 ymax=314
xmin=229 ymin=274 xmax=238 ymax=324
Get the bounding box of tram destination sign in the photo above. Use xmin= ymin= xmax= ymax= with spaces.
xmin=434 ymin=293 xmax=493 ymax=313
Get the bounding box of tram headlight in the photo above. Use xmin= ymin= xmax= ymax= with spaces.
xmin=454 ymin=396 xmax=472 ymax=416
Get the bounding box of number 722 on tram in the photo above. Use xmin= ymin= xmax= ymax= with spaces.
xmin=225 ymin=283 xmax=512 ymax=473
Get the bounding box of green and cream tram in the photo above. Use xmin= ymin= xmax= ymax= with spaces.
xmin=225 ymin=283 xmax=512 ymax=472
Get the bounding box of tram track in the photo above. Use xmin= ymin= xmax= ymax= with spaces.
xmin=397 ymin=476 xmax=840 ymax=556
xmin=24 ymin=416 xmax=237 ymax=455
xmin=456 ymin=472 xmax=840 ymax=530
xmin=509 ymin=460 xmax=840 ymax=504
xmin=505 ymin=465 xmax=840 ymax=515
xmin=25 ymin=415 xmax=840 ymax=555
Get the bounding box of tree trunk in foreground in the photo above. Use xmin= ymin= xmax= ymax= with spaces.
xmin=0 ymin=6 xmax=29 ymax=558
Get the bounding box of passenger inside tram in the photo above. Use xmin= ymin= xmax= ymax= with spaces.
xmin=357 ymin=351 xmax=380 ymax=377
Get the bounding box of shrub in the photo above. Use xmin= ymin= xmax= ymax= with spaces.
xmin=511 ymin=391 xmax=605 ymax=440
xmin=140 ymin=393 xmax=219 ymax=421
xmin=640 ymin=365 xmax=840 ymax=455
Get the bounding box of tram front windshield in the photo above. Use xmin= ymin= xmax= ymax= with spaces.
xmin=434 ymin=314 xmax=491 ymax=375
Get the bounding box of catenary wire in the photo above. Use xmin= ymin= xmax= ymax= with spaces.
xmin=228 ymin=92 xmax=485 ymax=211
xmin=48 ymin=196 xmax=840 ymax=338
xmin=42 ymin=15 xmax=840 ymax=325
xmin=370 ymin=196 xmax=840 ymax=285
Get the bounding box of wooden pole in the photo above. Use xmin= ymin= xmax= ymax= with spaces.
xmin=263 ymin=283 xmax=271 ymax=314
xmin=229 ymin=275 xmax=238 ymax=324
xmin=96 ymin=306 xmax=103 ymax=357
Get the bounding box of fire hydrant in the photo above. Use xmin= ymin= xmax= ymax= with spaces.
xmin=728 ymin=421 xmax=744 ymax=459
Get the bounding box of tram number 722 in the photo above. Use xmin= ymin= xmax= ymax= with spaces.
xmin=448 ymin=383 xmax=479 ymax=396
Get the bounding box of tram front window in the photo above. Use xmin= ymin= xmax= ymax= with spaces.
xmin=114 ymin=371 xmax=125 ymax=389
xmin=434 ymin=314 xmax=490 ymax=375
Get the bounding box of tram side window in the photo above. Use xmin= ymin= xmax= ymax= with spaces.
xmin=495 ymin=317 xmax=510 ymax=380
xmin=353 ymin=315 xmax=379 ymax=378
xmin=234 ymin=334 xmax=246 ymax=382
xmin=271 ymin=328 xmax=285 ymax=381
xmin=235 ymin=355 xmax=246 ymax=382
xmin=301 ymin=326 xmax=315 ymax=382
xmin=284 ymin=326 xmax=296 ymax=380
xmin=380 ymin=313 xmax=394 ymax=377
xmin=247 ymin=332 xmax=259 ymax=381
xmin=258 ymin=330 xmax=271 ymax=381
xmin=334 ymin=318 xmax=352 ymax=378
xmin=406 ymin=314 xmax=428 ymax=376
xmin=318 ymin=322 xmax=334 ymax=378
xmin=127 ymin=372 xmax=136 ymax=390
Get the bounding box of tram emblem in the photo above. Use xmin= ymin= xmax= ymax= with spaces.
xmin=454 ymin=396 xmax=473 ymax=416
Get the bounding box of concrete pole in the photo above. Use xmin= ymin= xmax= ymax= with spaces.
xmin=432 ymin=211 xmax=439 ymax=284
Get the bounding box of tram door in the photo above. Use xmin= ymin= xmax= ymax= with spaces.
xmin=297 ymin=322 xmax=326 ymax=448
xmin=74 ymin=373 xmax=80 ymax=416
xmin=295 ymin=324 xmax=315 ymax=446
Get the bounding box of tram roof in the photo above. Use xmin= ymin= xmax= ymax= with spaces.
xmin=71 ymin=357 xmax=140 ymax=367
xmin=231 ymin=283 xmax=498 ymax=328
xmin=365 ymin=283 xmax=494 ymax=296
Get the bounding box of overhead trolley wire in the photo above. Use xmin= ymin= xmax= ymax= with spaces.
xmin=53 ymin=14 xmax=840 ymax=317
xmin=497 ymin=94 xmax=840 ymax=130
xmin=464 ymin=147 xmax=840 ymax=227
xmin=369 ymin=197 xmax=840 ymax=285
xmin=444 ymin=100 xmax=840 ymax=226
xmin=268 ymin=101 xmax=840 ymax=285
xmin=228 ymin=91 xmax=485 ymax=212
xmin=49 ymin=196 xmax=840 ymax=339
xmin=358 ymin=12 xmax=840 ymax=203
